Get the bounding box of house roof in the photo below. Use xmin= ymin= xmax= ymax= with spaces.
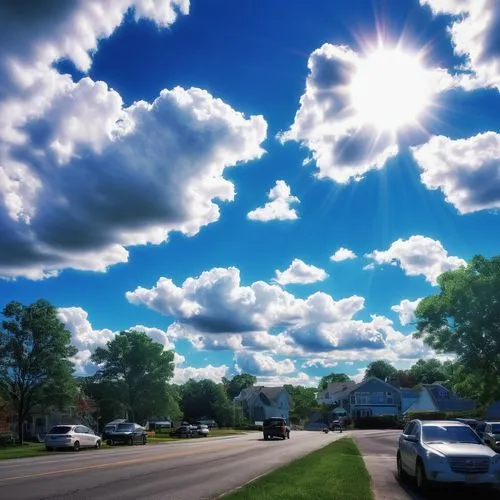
xmin=423 ymin=384 xmax=475 ymax=412
xmin=351 ymin=376 xmax=400 ymax=393
xmin=235 ymin=386 xmax=291 ymax=405
xmin=326 ymin=381 xmax=357 ymax=395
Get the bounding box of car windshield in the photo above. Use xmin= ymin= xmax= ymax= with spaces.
xmin=491 ymin=424 xmax=500 ymax=434
xmin=48 ymin=426 xmax=72 ymax=434
xmin=116 ymin=424 xmax=134 ymax=431
xmin=422 ymin=425 xmax=482 ymax=444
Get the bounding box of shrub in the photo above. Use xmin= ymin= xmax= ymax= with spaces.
xmin=354 ymin=415 xmax=399 ymax=429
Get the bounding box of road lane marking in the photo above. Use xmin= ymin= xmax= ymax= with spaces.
xmin=0 ymin=442 xmax=240 ymax=483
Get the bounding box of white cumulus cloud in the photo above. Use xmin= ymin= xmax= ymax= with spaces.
xmin=420 ymin=0 xmax=500 ymax=90
xmin=412 ymin=132 xmax=500 ymax=214
xmin=235 ymin=351 xmax=295 ymax=376
xmin=366 ymin=235 xmax=466 ymax=285
xmin=391 ymin=298 xmax=423 ymax=326
xmin=247 ymin=180 xmax=300 ymax=222
xmin=0 ymin=1 xmax=267 ymax=280
xmin=330 ymin=247 xmax=357 ymax=262
xmin=274 ymin=258 xmax=328 ymax=285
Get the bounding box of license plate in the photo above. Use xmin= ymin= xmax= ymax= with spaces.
xmin=465 ymin=475 xmax=478 ymax=483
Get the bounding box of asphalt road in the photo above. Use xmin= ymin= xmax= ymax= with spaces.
xmin=0 ymin=430 xmax=346 ymax=500
xmin=354 ymin=429 xmax=500 ymax=500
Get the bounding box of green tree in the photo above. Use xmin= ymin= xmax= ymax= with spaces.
xmin=284 ymin=385 xmax=318 ymax=424
xmin=223 ymin=373 xmax=257 ymax=399
xmin=318 ymin=373 xmax=351 ymax=391
xmin=408 ymin=358 xmax=450 ymax=385
xmin=415 ymin=255 xmax=500 ymax=403
xmin=364 ymin=360 xmax=397 ymax=381
xmin=0 ymin=300 xmax=78 ymax=442
xmin=91 ymin=330 xmax=175 ymax=423
xmin=180 ymin=379 xmax=233 ymax=426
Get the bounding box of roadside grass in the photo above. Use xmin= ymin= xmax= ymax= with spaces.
xmin=0 ymin=428 xmax=255 ymax=458
xmin=0 ymin=442 xmax=46 ymax=460
xmin=223 ymin=438 xmax=373 ymax=500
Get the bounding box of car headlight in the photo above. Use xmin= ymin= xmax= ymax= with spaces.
xmin=426 ymin=451 xmax=446 ymax=463
xmin=491 ymin=454 xmax=500 ymax=465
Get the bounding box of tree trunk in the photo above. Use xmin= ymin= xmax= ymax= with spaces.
xmin=17 ymin=411 xmax=24 ymax=444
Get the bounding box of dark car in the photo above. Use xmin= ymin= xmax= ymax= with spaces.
xmin=101 ymin=424 xmax=118 ymax=441
xmin=107 ymin=423 xmax=147 ymax=446
xmin=263 ymin=417 xmax=290 ymax=440
xmin=170 ymin=425 xmax=195 ymax=438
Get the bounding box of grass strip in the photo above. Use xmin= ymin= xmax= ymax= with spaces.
xmin=223 ymin=438 xmax=373 ymax=500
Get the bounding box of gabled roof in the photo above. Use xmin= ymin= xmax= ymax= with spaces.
xmin=422 ymin=384 xmax=475 ymax=412
xmin=325 ymin=381 xmax=357 ymax=395
xmin=235 ymin=386 xmax=291 ymax=406
xmin=351 ymin=376 xmax=400 ymax=393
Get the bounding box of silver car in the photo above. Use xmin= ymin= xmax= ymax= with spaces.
xmin=397 ymin=420 xmax=500 ymax=490
xmin=484 ymin=422 xmax=500 ymax=451
xmin=45 ymin=424 xmax=102 ymax=452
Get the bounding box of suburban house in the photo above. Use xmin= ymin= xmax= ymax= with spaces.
xmin=401 ymin=388 xmax=420 ymax=414
xmin=346 ymin=377 xmax=401 ymax=419
xmin=403 ymin=383 xmax=475 ymax=415
xmin=316 ymin=381 xmax=357 ymax=406
xmin=234 ymin=386 xmax=292 ymax=423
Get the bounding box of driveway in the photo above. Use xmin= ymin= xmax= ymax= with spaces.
xmin=353 ymin=429 xmax=500 ymax=500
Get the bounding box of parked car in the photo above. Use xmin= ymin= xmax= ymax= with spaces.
xmin=101 ymin=423 xmax=118 ymax=441
xmin=45 ymin=425 xmax=101 ymax=452
xmin=197 ymin=424 xmax=210 ymax=437
xmin=170 ymin=425 xmax=195 ymax=438
xmin=263 ymin=417 xmax=290 ymax=440
xmin=107 ymin=423 xmax=147 ymax=446
xmin=397 ymin=419 xmax=500 ymax=491
xmin=483 ymin=422 xmax=500 ymax=452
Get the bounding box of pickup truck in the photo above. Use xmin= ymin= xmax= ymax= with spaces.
xmin=263 ymin=417 xmax=290 ymax=440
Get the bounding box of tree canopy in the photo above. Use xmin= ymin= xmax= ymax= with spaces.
xmin=415 ymin=255 xmax=500 ymax=402
xmin=364 ymin=360 xmax=397 ymax=381
xmin=408 ymin=358 xmax=451 ymax=385
xmin=318 ymin=373 xmax=351 ymax=391
xmin=180 ymin=379 xmax=233 ymax=426
xmin=223 ymin=373 xmax=257 ymax=399
xmin=91 ymin=330 xmax=175 ymax=423
xmin=0 ymin=300 xmax=77 ymax=441
xmin=284 ymin=385 xmax=318 ymax=424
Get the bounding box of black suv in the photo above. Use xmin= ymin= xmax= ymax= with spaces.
xmin=263 ymin=417 xmax=290 ymax=440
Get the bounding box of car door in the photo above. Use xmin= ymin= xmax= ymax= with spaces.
xmin=400 ymin=422 xmax=415 ymax=471
xmin=406 ymin=422 xmax=421 ymax=475
xmin=74 ymin=426 xmax=86 ymax=447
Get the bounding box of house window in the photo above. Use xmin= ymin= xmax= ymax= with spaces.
xmin=386 ymin=392 xmax=394 ymax=404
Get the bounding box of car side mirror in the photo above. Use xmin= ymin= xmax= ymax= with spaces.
xmin=404 ymin=434 xmax=418 ymax=443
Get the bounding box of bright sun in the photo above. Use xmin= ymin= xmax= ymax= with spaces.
xmin=350 ymin=49 xmax=432 ymax=132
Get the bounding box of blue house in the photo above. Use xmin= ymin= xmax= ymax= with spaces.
xmin=347 ymin=377 xmax=401 ymax=419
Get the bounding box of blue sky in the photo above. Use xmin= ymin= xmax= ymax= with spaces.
xmin=1 ymin=0 xmax=499 ymax=386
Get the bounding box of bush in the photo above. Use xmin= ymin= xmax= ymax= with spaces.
xmin=354 ymin=415 xmax=400 ymax=429
xmin=0 ymin=432 xmax=15 ymax=446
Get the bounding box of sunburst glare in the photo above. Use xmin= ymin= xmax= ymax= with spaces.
xmin=350 ymin=48 xmax=433 ymax=133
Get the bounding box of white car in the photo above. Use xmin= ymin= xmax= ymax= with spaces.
xmin=45 ymin=424 xmax=102 ymax=452
xmin=397 ymin=420 xmax=500 ymax=490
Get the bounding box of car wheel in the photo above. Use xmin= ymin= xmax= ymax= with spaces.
xmin=396 ymin=452 xmax=406 ymax=481
xmin=73 ymin=441 xmax=80 ymax=452
xmin=128 ymin=437 xmax=134 ymax=446
xmin=142 ymin=436 xmax=146 ymax=445
xmin=95 ymin=440 xmax=101 ymax=449
xmin=415 ymin=460 xmax=428 ymax=491
xmin=264 ymin=434 xmax=269 ymax=441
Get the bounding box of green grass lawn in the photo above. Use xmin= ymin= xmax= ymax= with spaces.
xmin=0 ymin=442 xmax=48 ymax=460
xmin=149 ymin=428 xmax=254 ymax=443
xmin=223 ymin=438 xmax=373 ymax=500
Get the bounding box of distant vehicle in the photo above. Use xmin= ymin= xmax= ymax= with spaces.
xmin=263 ymin=417 xmax=290 ymax=440
xmin=45 ymin=425 xmax=101 ymax=452
xmin=329 ymin=419 xmax=343 ymax=433
xmin=197 ymin=424 xmax=209 ymax=437
xmin=145 ymin=420 xmax=172 ymax=431
xmin=170 ymin=425 xmax=195 ymax=438
xmin=196 ymin=419 xmax=218 ymax=429
xmin=483 ymin=422 xmax=500 ymax=451
xmin=397 ymin=419 xmax=500 ymax=491
xmin=107 ymin=423 xmax=147 ymax=446
xmin=101 ymin=423 xmax=118 ymax=441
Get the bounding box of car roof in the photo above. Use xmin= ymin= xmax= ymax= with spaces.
xmin=484 ymin=421 xmax=500 ymax=424
xmin=414 ymin=420 xmax=468 ymax=427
